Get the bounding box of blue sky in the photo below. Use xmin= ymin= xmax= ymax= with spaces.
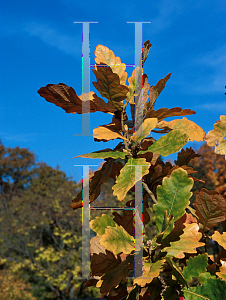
xmin=1 ymin=0 xmax=225 ymax=183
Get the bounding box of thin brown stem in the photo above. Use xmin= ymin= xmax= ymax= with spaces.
xmin=142 ymin=182 xmax=157 ymax=204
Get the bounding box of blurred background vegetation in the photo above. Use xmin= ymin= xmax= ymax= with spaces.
xmin=1 ymin=140 xmax=226 ymax=299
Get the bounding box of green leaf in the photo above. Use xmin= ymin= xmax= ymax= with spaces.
xmin=90 ymin=214 xmax=117 ymax=236
xmin=74 ymin=148 xmax=126 ymax=159
xmin=138 ymin=130 xmax=189 ymax=157
xmin=112 ymin=157 xmax=150 ymax=201
xmin=182 ymin=277 xmax=226 ymax=300
xmin=165 ymin=256 xmax=188 ymax=287
xmin=100 ymin=224 xmax=135 ymax=255
xmin=92 ymin=65 xmax=129 ymax=110
xmin=182 ymin=254 xmax=208 ymax=282
xmin=198 ymin=272 xmax=216 ymax=285
xmin=153 ymin=168 xmax=193 ymax=237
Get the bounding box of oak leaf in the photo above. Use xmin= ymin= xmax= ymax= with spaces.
xmin=182 ymin=254 xmax=208 ymax=282
xmin=157 ymin=117 xmax=205 ymax=142
xmin=112 ymin=158 xmax=150 ymax=201
xmin=93 ymin=126 xmax=128 ymax=142
xmin=154 ymin=168 xmax=193 ymax=237
xmin=144 ymin=73 xmax=172 ymax=113
xmin=74 ymin=148 xmax=126 ymax=160
xmin=100 ymin=225 xmax=135 ymax=255
xmin=94 ymin=45 xmax=127 ymax=85
xmin=93 ymin=65 xmax=129 ymax=110
xmin=145 ymin=107 xmax=196 ymax=122
xmin=38 ymin=83 xmax=115 ymax=114
xmin=69 ymin=159 xmax=113 ymax=209
xmin=90 ymin=236 xmax=121 ymax=277
xmin=175 ymin=147 xmax=201 ymax=167
xmin=205 ymin=115 xmax=226 ymax=159
xmin=212 ymin=231 xmax=226 ymax=249
xmin=164 ymin=223 xmax=205 ymax=259
xmin=138 ymin=130 xmax=189 ymax=157
xmin=133 ymin=260 xmax=165 ymax=287
xmin=130 ymin=118 xmax=158 ymax=143
xmin=216 ymin=260 xmax=226 ymax=281
xmin=193 ymin=188 xmax=226 ymax=231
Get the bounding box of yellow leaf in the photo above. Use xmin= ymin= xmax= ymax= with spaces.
xmin=130 ymin=118 xmax=158 ymax=142
xmin=94 ymin=45 xmax=127 ymax=85
xmin=164 ymin=223 xmax=205 ymax=259
xmin=133 ymin=260 xmax=165 ymax=287
xmin=205 ymin=115 xmax=226 ymax=159
xmin=212 ymin=231 xmax=226 ymax=249
xmin=93 ymin=126 xmax=128 ymax=142
xmin=216 ymin=260 xmax=226 ymax=281
xmin=157 ymin=117 xmax=205 ymax=142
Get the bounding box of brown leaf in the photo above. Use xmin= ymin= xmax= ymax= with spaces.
xmin=144 ymin=73 xmax=172 ymax=112
xmin=137 ymin=137 xmax=156 ymax=163
xmin=145 ymin=107 xmax=196 ymax=122
xmin=141 ymin=40 xmax=152 ymax=66
xmin=90 ymin=236 xmax=121 ymax=277
xmin=112 ymin=210 xmax=134 ymax=236
xmin=93 ymin=65 xmax=129 ymax=110
xmin=175 ymin=147 xmax=201 ymax=166
xmin=69 ymin=159 xmax=113 ymax=209
xmin=38 ymin=83 xmax=116 ymax=114
xmin=160 ymin=214 xmax=186 ymax=248
xmin=99 ymin=257 xmax=133 ymax=294
xmin=193 ymin=188 xmax=226 ymax=231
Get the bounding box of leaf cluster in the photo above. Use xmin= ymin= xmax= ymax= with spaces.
xmin=38 ymin=42 xmax=226 ymax=299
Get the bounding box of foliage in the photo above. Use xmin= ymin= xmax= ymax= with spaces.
xmin=0 ymin=142 xmax=102 ymax=299
xmin=0 ymin=264 xmax=36 ymax=300
xmin=38 ymin=40 xmax=226 ymax=300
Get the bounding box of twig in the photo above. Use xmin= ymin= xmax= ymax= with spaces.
xmin=142 ymin=182 xmax=157 ymax=204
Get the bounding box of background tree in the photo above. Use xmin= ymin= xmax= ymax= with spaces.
xmin=0 ymin=141 xmax=102 ymax=300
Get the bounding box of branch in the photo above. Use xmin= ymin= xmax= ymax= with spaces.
xmin=142 ymin=182 xmax=157 ymax=204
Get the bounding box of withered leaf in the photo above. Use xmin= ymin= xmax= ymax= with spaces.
xmin=193 ymin=188 xmax=226 ymax=231
xmin=90 ymin=236 xmax=121 ymax=277
xmin=93 ymin=65 xmax=129 ymax=110
xmin=38 ymin=83 xmax=116 ymax=114
xmin=69 ymin=159 xmax=113 ymax=209
xmin=144 ymin=73 xmax=172 ymax=113
xmin=175 ymin=147 xmax=201 ymax=166
xmin=112 ymin=210 xmax=134 ymax=236
xmin=145 ymin=107 xmax=196 ymax=122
